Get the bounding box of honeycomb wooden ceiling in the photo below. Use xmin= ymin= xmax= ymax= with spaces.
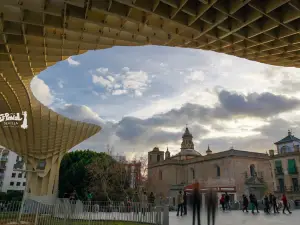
xmin=1 ymin=0 xmax=300 ymax=157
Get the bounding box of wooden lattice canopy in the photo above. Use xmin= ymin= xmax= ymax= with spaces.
xmin=1 ymin=0 xmax=300 ymax=157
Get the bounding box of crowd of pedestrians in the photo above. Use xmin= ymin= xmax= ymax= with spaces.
xmin=174 ymin=186 xmax=294 ymax=225
xmin=242 ymin=193 xmax=292 ymax=214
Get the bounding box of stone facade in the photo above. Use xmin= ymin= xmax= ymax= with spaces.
xmin=269 ymin=131 xmax=300 ymax=200
xmin=147 ymin=127 xmax=275 ymax=205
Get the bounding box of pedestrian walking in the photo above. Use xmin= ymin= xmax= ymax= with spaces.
xmin=249 ymin=194 xmax=259 ymax=214
xmin=191 ymin=184 xmax=201 ymax=225
xmin=224 ymin=192 xmax=230 ymax=210
xmin=176 ymin=190 xmax=184 ymax=216
xmin=183 ymin=191 xmax=187 ymax=215
xmin=242 ymin=195 xmax=249 ymax=212
xmin=264 ymin=195 xmax=270 ymax=214
xmin=207 ymin=188 xmax=217 ymax=225
xmin=282 ymin=194 xmax=292 ymax=214
xmin=272 ymin=194 xmax=279 ymax=213
xmin=219 ymin=195 xmax=225 ymax=212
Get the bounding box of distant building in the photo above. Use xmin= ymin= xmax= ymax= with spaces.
xmin=269 ymin=130 xmax=300 ymax=200
xmin=0 ymin=146 xmax=26 ymax=193
xmin=148 ymin=127 xmax=273 ymax=206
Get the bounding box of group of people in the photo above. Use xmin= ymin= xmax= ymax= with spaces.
xmin=242 ymin=193 xmax=292 ymax=214
xmin=175 ymin=187 xmax=217 ymax=225
xmin=219 ymin=192 xmax=231 ymax=211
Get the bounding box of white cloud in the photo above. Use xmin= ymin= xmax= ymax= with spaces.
xmin=58 ymin=80 xmax=64 ymax=88
xmin=112 ymin=89 xmax=128 ymax=95
xmin=184 ymin=70 xmax=205 ymax=83
xmin=67 ymin=57 xmax=80 ymax=66
xmin=91 ymin=68 xmax=150 ymax=97
xmin=122 ymin=70 xmax=149 ymax=91
xmin=30 ymin=77 xmax=54 ymax=106
xmin=92 ymin=75 xmax=113 ymax=88
xmin=96 ymin=67 xmax=109 ymax=74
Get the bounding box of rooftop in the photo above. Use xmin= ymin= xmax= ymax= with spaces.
xmin=274 ymin=130 xmax=300 ymax=145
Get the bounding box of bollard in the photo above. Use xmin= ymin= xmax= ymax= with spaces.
xmin=163 ymin=204 xmax=169 ymax=225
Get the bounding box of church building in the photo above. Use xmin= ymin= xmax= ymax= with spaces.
xmin=147 ymin=127 xmax=274 ymax=206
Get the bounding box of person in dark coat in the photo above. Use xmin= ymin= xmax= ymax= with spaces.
xmin=242 ymin=195 xmax=249 ymax=212
xmin=206 ymin=188 xmax=217 ymax=225
xmin=272 ymin=195 xmax=279 ymax=213
xmin=183 ymin=191 xmax=187 ymax=215
xmin=191 ymin=184 xmax=201 ymax=225
xmin=264 ymin=195 xmax=270 ymax=214
xmin=251 ymin=194 xmax=259 ymax=214
xmin=224 ymin=192 xmax=230 ymax=210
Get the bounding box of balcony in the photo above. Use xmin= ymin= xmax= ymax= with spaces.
xmin=286 ymin=186 xmax=300 ymax=192
xmin=274 ymin=168 xmax=284 ymax=176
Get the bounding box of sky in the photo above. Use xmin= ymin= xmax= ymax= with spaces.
xmin=30 ymin=46 xmax=300 ymax=158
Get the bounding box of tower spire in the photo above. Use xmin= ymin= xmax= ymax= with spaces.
xmin=181 ymin=126 xmax=194 ymax=150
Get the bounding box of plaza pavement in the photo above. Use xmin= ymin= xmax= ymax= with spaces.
xmin=169 ymin=210 xmax=298 ymax=225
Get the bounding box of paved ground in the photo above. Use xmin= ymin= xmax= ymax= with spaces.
xmin=169 ymin=210 xmax=298 ymax=225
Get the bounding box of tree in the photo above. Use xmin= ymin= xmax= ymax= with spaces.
xmin=58 ymin=150 xmax=111 ymax=200
xmin=86 ymin=155 xmax=132 ymax=201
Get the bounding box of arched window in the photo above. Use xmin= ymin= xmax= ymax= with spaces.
xmin=216 ymin=165 xmax=221 ymax=177
xmin=190 ymin=168 xmax=195 ymax=180
xmin=159 ymin=170 xmax=162 ymax=180
xmin=157 ymin=154 xmax=160 ymax=162
xmin=250 ymin=164 xmax=255 ymax=177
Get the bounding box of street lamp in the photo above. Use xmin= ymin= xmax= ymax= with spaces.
xmin=14 ymin=168 xmax=43 ymax=223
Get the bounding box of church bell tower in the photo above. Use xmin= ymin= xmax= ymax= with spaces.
xmin=181 ymin=126 xmax=194 ymax=150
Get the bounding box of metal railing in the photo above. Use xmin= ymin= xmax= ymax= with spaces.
xmin=0 ymin=200 xmax=167 ymax=225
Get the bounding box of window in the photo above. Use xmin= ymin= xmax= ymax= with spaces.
xmin=16 ymin=182 xmax=20 ymax=186
xmin=287 ymin=159 xmax=297 ymax=174
xmin=280 ymin=145 xmax=289 ymax=154
xmin=278 ymin=178 xmax=285 ymax=192
xmin=157 ymin=155 xmax=160 ymax=162
xmin=18 ymin=173 xmax=22 ymax=178
xmin=216 ymin=165 xmax=221 ymax=177
xmin=275 ymin=160 xmax=283 ymax=174
xmin=24 ymin=173 xmax=26 ymax=178
xmin=23 ymin=182 xmax=26 ymax=186
xmin=250 ymin=164 xmax=256 ymax=177
xmin=294 ymin=145 xmax=299 ymax=152
xmin=159 ymin=170 xmax=162 ymax=180
xmin=12 ymin=173 xmax=16 ymax=178
xmin=10 ymin=182 xmax=14 ymax=186
xmin=292 ymin=178 xmax=299 ymax=191
xmin=190 ymin=168 xmax=195 ymax=180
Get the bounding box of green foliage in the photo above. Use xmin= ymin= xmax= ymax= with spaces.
xmin=59 ymin=149 xmax=112 ymax=200
xmin=0 ymin=191 xmax=23 ymax=201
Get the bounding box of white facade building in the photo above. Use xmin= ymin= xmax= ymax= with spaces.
xmin=274 ymin=130 xmax=300 ymax=154
xmin=0 ymin=146 xmax=26 ymax=193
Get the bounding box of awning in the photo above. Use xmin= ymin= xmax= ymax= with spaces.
xmin=288 ymin=159 xmax=296 ymax=174
xmin=184 ymin=182 xmax=199 ymax=191
xmin=275 ymin=160 xmax=282 ymax=167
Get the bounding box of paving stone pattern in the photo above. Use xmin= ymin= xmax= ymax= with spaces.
xmin=169 ymin=210 xmax=299 ymax=225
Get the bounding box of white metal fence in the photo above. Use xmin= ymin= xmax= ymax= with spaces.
xmin=0 ymin=200 xmax=168 ymax=225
